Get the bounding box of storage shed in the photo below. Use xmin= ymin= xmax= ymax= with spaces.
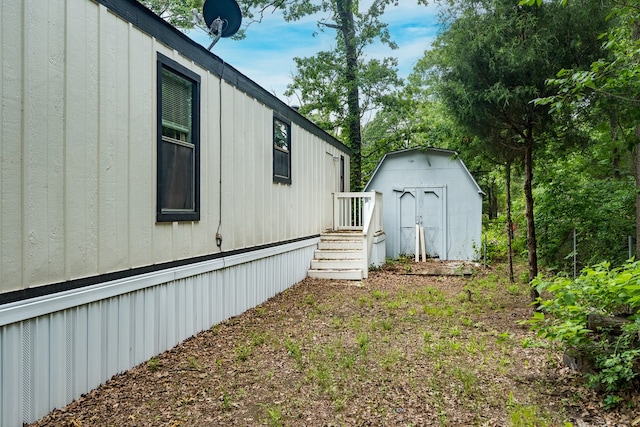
xmin=0 ymin=1 xmax=350 ymax=425
xmin=364 ymin=148 xmax=483 ymax=260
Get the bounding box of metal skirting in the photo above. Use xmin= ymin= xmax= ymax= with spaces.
xmin=0 ymin=239 xmax=317 ymax=427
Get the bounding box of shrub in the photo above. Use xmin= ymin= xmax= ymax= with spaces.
xmin=527 ymin=261 xmax=640 ymax=396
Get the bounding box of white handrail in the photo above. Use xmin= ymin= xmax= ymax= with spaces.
xmin=333 ymin=192 xmax=383 ymax=278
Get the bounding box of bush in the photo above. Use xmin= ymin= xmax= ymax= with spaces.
xmin=527 ymin=261 xmax=640 ymax=396
xmin=481 ymin=217 xmax=526 ymax=264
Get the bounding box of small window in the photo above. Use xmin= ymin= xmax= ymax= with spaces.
xmin=273 ymin=116 xmax=291 ymax=184
xmin=156 ymin=54 xmax=200 ymax=222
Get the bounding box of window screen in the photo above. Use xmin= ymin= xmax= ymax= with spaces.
xmin=157 ymin=54 xmax=200 ymax=222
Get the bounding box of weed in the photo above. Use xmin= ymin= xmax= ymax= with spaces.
xmin=220 ymin=390 xmax=233 ymax=412
xmin=372 ymin=289 xmax=387 ymax=300
xmin=520 ymin=337 xmax=549 ymax=349
xmin=187 ymin=356 xmax=203 ymax=370
xmin=356 ymin=333 xmax=370 ymax=356
xmin=330 ymin=317 xmax=344 ymax=328
xmin=333 ymin=395 xmax=347 ymax=411
xmin=465 ymin=336 xmax=487 ymax=355
xmin=603 ymin=394 xmax=623 ymax=410
xmin=260 ymin=403 xmax=283 ymax=427
xmin=448 ymin=325 xmax=462 ymax=337
xmin=147 ymin=357 xmax=161 ymax=371
xmin=380 ymin=348 xmax=403 ymax=371
xmin=506 ymin=283 xmax=521 ymax=295
xmin=304 ymin=294 xmax=317 ymax=307
xmin=250 ymin=332 xmax=267 ymax=347
xmin=285 ymin=338 xmax=304 ymax=368
xmin=506 ymin=392 xmax=552 ymax=427
xmin=234 ymin=345 xmax=251 ymax=362
xmin=358 ymin=295 xmax=373 ymax=308
xmin=339 ymin=352 xmax=356 ymax=370
xmin=384 ymin=299 xmax=402 ymax=310
xmin=307 ymin=364 xmax=332 ymax=391
xmin=496 ymin=332 xmax=512 ymax=344
xmin=454 ymin=367 xmax=477 ymax=397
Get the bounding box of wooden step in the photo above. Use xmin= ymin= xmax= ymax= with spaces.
xmin=310 ymin=258 xmax=363 ymax=270
xmin=308 ymin=269 xmax=363 ymax=280
xmin=313 ymin=249 xmax=363 ymax=260
xmin=320 ymin=232 xmax=364 ymax=241
xmin=317 ymin=240 xmax=363 ymax=251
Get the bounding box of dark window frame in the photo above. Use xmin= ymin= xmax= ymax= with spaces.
xmin=273 ymin=114 xmax=292 ymax=185
xmin=340 ymin=155 xmax=345 ymax=192
xmin=156 ymin=53 xmax=201 ymax=222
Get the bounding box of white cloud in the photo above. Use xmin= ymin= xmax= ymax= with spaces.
xmin=188 ymin=0 xmax=441 ymax=102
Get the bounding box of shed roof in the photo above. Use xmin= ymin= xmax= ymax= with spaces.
xmin=364 ymin=147 xmax=485 ymax=195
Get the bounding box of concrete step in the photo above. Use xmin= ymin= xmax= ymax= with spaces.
xmin=308 ymin=268 xmax=363 ymax=280
xmin=313 ymin=249 xmax=363 ymax=260
xmin=310 ymin=258 xmax=363 ymax=270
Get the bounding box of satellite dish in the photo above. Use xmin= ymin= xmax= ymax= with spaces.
xmin=202 ymin=0 xmax=242 ymax=49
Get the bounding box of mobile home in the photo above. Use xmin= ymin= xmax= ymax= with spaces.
xmin=0 ymin=0 xmax=350 ymax=425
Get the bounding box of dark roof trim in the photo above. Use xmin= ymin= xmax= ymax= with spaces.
xmin=96 ymin=0 xmax=350 ymax=155
xmin=0 ymin=235 xmax=319 ymax=306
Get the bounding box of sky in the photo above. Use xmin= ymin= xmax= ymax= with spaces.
xmin=187 ymin=0 xmax=442 ymax=104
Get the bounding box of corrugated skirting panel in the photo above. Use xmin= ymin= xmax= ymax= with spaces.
xmin=0 ymin=239 xmax=317 ymax=427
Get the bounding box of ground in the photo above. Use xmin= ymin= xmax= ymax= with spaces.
xmin=29 ymin=261 xmax=639 ymax=426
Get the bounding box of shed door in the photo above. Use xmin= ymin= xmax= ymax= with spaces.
xmin=399 ymin=190 xmax=417 ymax=255
xmin=398 ymin=187 xmax=446 ymax=258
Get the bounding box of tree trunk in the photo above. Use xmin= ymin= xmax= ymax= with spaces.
xmin=488 ymin=178 xmax=498 ymax=220
xmin=635 ymin=136 xmax=640 ymax=258
xmin=505 ymin=160 xmax=514 ymax=283
xmin=336 ymin=0 xmax=363 ymax=190
xmin=523 ymin=133 xmax=539 ymax=300
xmin=632 ymin=22 xmax=639 ymax=259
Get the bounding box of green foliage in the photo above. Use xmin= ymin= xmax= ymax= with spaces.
xmin=147 ymin=356 xmax=161 ymax=371
xmin=534 ymin=144 xmax=636 ymax=272
xmin=482 ymin=217 xmax=526 ymax=264
xmin=138 ymin=0 xmax=204 ymax=29
xmin=528 ymin=261 xmax=640 ymax=393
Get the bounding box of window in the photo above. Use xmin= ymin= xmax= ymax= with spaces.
xmin=340 ymin=155 xmax=345 ymax=192
xmin=273 ymin=115 xmax=291 ymax=184
xmin=156 ymin=54 xmax=200 ymax=222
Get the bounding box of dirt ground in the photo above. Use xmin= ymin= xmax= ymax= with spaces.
xmin=29 ymin=261 xmax=639 ymax=426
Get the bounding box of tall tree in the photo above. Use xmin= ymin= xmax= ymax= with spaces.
xmin=424 ymin=0 xmax=609 ymax=297
xmin=275 ymin=0 xmax=401 ymax=189
xmin=138 ymin=0 xmax=204 ymax=29
xmin=533 ymin=1 xmax=640 ymax=256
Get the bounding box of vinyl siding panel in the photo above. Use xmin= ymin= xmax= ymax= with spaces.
xmin=1 ymin=0 xmax=348 ymax=294
xmin=2 ymin=251 xmax=318 ymax=427
xmin=0 ymin=1 xmax=24 ymax=293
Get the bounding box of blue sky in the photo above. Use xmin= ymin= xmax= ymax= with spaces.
xmin=187 ymin=0 xmax=441 ymax=104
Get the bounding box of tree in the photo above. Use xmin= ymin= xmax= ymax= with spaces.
xmin=138 ymin=0 xmax=204 ymax=30
xmin=424 ymin=0 xmax=609 ymax=297
xmin=534 ymin=2 xmax=640 ymax=257
xmin=272 ymin=0 xmax=401 ymax=189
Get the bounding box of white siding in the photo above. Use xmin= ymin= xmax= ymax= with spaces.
xmin=365 ymin=149 xmax=482 ymax=260
xmin=0 ymin=0 xmax=349 ymax=293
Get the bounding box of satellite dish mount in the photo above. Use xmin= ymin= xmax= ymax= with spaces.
xmin=201 ymin=0 xmax=242 ymax=50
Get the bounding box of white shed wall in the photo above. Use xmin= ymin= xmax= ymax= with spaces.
xmin=0 ymin=0 xmax=348 ymax=294
xmin=365 ymin=149 xmax=482 ymax=260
